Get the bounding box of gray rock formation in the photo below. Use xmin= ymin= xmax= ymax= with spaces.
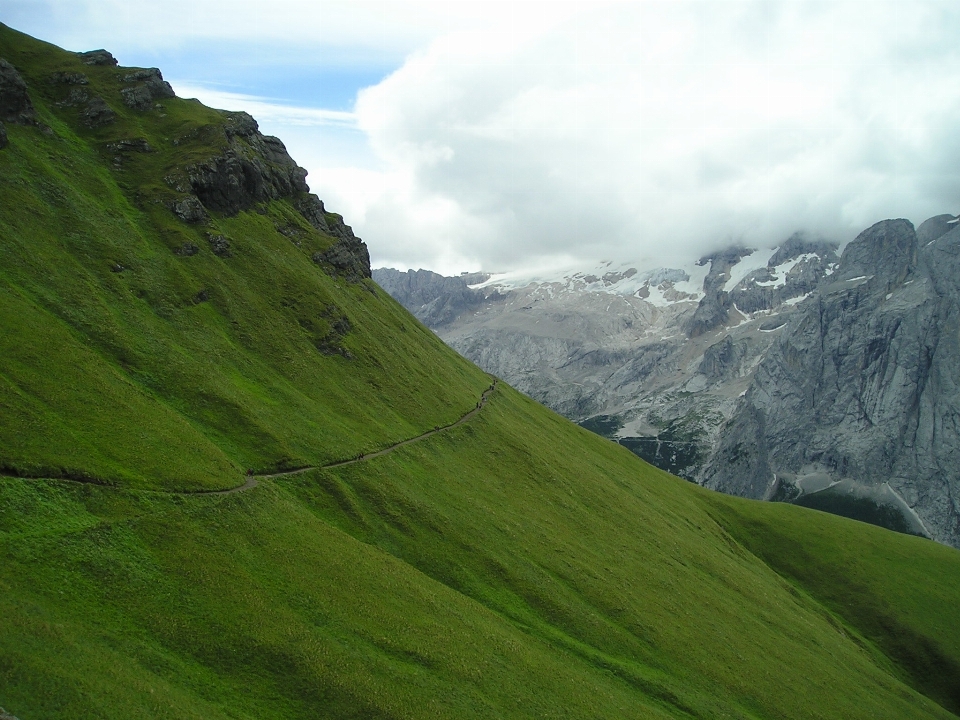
xmin=729 ymin=234 xmax=839 ymax=314
xmin=685 ymin=246 xmax=752 ymax=337
xmin=119 ymin=67 xmax=175 ymax=110
xmin=373 ymin=268 xmax=495 ymax=326
xmin=703 ymin=217 xmax=960 ymax=546
xmin=0 ymin=57 xmax=36 ymax=125
xmin=77 ymin=49 xmax=117 ymax=66
xmin=171 ymin=196 xmax=208 ymax=224
xmin=163 ymin=108 xmax=371 ymax=280
xmin=181 ymin=111 xmax=310 ymax=215
xmin=81 ymin=96 xmax=115 ymax=127
xmin=312 ymin=215 xmax=371 ymax=282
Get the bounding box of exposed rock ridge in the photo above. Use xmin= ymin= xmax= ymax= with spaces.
xmin=120 ymin=67 xmax=175 ymax=110
xmin=163 ymin=109 xmax=371 ymax=280
xmin=730 ymin=234 xmax=839 ymax=314
xmin=312 ymin=209 xmax=371 ymax=282
xmin=703 ymin=217 xmax=960 ymax=547
xmin=180 ymin=110 xmax=310 ymax=215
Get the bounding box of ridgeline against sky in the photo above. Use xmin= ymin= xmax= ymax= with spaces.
xmin=9 ymin=0 xmax=960 ymax=273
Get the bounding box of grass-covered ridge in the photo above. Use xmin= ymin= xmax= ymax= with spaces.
xmin=1 ymin=23 xmax=960 ymax=719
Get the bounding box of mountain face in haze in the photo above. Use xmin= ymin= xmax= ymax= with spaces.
xmin=373 ymin=268 xmax=498 ymax=326
xmin=704 ymin=216 xmax=960 ymax=546
xmin=375 ymin=219 xmax=960 ymax=547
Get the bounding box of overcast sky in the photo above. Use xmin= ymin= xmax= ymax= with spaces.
xmin=7 ymin=1 xmax=960 ymax=273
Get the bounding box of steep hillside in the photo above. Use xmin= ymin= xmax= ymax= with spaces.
xmin=0 ymin=25 xmax=488 ymax=491
xmin=2 ymin=24 xmax=960 ymax=720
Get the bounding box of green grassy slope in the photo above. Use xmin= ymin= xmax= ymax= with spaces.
xmin=1 ymin=24 xmax=960 ymax=720
xmin=0 ymin=23 xmax=488 ymax=491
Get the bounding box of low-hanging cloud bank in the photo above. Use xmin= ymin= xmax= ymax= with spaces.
xmin=315 ymin=1 xmax=960 ymax=273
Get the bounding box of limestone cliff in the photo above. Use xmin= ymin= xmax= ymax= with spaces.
xmin=703 ymin=217 xmax=960 ymax=546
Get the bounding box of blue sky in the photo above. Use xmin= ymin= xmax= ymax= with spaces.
xmin=6 ymin=1 xmax=960 ymax=274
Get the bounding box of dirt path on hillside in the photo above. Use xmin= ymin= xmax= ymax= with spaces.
xmin=192 ymin=380 xmax=498 ymax=496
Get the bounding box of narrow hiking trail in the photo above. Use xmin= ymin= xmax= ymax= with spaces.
xmin=5 ymin=380 xmax=499 ymax=497
xmin=196 ymin=379 xmax=498 ymax=495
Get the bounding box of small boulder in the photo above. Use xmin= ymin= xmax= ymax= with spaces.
xmin=174 ymin=242 xmax=200 ymax=257
xmin=171 ymin=196 xmax=208 ymax=224
xmin=207 ymin=233 xmax=231 ymax=257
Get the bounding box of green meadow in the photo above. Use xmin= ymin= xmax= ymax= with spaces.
xmin=1 ymin=23 xmax=958 ymax=719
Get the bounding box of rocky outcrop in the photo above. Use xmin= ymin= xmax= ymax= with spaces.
xmin=181 ymin=111 xmax=310 ymax=214
xmin=120 ymin=67 xmax=174 ymax=110
xmin=80 ymin=96 xmax=115 ymax=127
xmin=162 ymin=108 xmax=371 ymax=279
xmin=373 ymin=268 xmax=493 ymax=326
xmin=687 ymin=239 xmax=840 ymax=331
xmin=312 ymin=217 xmax=371 ymax=282
xmin=77 ymin=49 xmax=117 ymax=66
xmin=171 ymin=196 xmax=208 ymax=224
xmin=0 ymin=57 xmax=36 ymax=125
xmin=703 ymin=217 xmax=960 ymax=547
xmin=730 ymin=235 xmax=839 ymax=314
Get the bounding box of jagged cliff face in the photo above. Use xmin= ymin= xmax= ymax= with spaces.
xmin=703 ymin=217 xmax=960 ymax=546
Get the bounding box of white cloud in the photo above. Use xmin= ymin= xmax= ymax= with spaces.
xmin=340 ymin=1 xmax=960 ymax=272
